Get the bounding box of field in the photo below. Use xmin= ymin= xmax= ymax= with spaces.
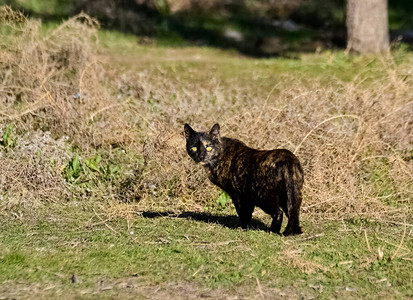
xmin=1 ymin=7 xmax=412 ymax=299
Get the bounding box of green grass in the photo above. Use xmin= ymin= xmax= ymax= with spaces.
xmin=3 ymin=0 xmax=72 ymax=15
xmin=0 ymin=204 xmax=412 ymax=298
xmin=96 ymin=28 xmax=381 ymax=81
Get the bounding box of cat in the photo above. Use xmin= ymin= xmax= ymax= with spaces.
xmin=184 ymin=123 xmax=304 ymax=236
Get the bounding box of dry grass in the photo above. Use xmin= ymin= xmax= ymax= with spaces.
xmin=0 ymin=6 xmax=132 ymax=148
xmin=278 ymin=248 xmax=327 ymax=274
xmin=1 ymin=7 xmax=412 ymax=224
xmin=0 ymin=7 xmax=132 ymax=207
xmin=0 ymin=127 xmax=70 ymax=210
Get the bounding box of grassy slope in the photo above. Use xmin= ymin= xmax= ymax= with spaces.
xmin=1 ymin=28 xmax=412 ymax=298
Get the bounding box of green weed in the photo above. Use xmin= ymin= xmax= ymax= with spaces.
xmin=0 ymin=124 xmax=17 ymax=150
xmin=216 ymin=191 xmax=230 ymax=208
xmin=63 ymin=153 xmax=123 ymax=187
xmin=64 ymin=153 xmax=81 ymax=183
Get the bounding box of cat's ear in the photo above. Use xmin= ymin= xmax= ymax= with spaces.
xmin=209 ymin=123 xmax=221 ymax=140
xmin=184 ymin=123 xmax=195 ymax=140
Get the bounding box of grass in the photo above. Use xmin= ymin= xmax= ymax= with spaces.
xmin=0 ymin=7 xmax=412 ymax=299
xmin=96 ymin=27 xmax=403 ymax=86
xmin=1 ymin=203 xmax=412 ymax=298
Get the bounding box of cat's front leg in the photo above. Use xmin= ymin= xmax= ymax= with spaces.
xmin=239 ymin=206 xmax=254 ymax=230
xmin=270 ymin=208 xmax=283 ymax=235
xmin=231 ymin=194 xmax=254 ymax=230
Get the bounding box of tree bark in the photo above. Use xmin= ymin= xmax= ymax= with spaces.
xmin=346 ymin=0 xmax=390 ymax=54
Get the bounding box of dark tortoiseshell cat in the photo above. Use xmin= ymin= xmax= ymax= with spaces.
xmin=184 ymin=123 xmax=304 ymax=235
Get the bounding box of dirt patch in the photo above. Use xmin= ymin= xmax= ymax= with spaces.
xmin=0 ymin=279 xmax=313 ymax=299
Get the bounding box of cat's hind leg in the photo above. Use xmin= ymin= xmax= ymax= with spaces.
xmin=283 ymin=202 xmax=302 ymax=235
xmin=283 ymin=213 xmax=302 ymax=236
xmin=282 ymin=169 xmax=303 ymax=236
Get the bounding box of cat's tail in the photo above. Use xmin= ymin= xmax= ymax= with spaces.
xmin=283 ymin=164 xmax=303 ymax=235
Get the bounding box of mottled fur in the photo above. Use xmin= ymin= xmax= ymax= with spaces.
xmin=184 ymin=123 xmax=304 ymax=235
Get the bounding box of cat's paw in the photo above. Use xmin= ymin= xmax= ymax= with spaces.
xmin=283 ymin=226 xmax=302 ymax=236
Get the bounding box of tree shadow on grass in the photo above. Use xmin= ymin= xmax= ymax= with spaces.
xmin=140 ymin=211 xmax=270 ymax=232
xmin=3 ymin=0 xmax=322 ymax=57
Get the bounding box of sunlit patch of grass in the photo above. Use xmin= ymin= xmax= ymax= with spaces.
xmin=0 ymin=207 xmax=411 ymax=298
xmin=12 ymin=0 xmax=72 ymax=15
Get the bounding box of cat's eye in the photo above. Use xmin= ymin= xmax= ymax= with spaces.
xmin=206 ymin=146 xmax=212 ymax=152
xmin=191 ymin=147 xmax=197 ymax=152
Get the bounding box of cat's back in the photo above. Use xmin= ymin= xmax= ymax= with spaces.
xmin=222 ymin=137 xmax=299 ymax=164
xmin=221 ymin=137 xmax=302 ymax=178
xmin=256 ymin=148 xmax=300 ymax=166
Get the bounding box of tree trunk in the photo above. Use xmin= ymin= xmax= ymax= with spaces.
xmin=346 ymin=0 xmax=390 ymax=54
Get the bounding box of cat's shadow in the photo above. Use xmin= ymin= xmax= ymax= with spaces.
xmin=140 ymin=211 xmax=270 ymax=231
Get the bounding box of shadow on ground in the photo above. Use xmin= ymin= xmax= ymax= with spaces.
xmin=140 ymin=211 xmax=270 ymax=232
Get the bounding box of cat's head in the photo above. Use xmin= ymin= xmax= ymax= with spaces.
xmin=184 ymin=123 xmax=222 ymax=166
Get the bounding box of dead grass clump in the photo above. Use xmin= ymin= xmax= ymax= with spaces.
xmin=277 ymin=249 xmax=327 ymax=274
xmin=0 ymin=6 xmax=131 ymax=148
xmin=0 ymin=127 xmax=70 ymax=210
